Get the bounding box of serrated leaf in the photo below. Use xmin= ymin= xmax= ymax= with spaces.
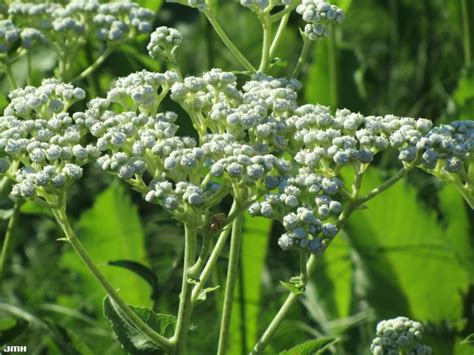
xmin=346 ymin=169 xmax=470 ymax=322
xmin=279 ymin=280 xmax=305 ymax=295
xmin=0 ymin=317 xmax=28 ymax=344
xmin=103 ymin=296 xmax=175 ymax=354
xmin=108 ymin=260 xmax=160 ymax=301
xmin=279 ymin=337 xmax=337 ymax=355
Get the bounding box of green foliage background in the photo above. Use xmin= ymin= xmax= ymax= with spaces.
xmin=1 ymin=0 xmax=474 ymax=354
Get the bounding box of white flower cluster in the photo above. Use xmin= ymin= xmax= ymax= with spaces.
xmin=0 ymin=79 xmax=97 ymax=202
xmin=0 ymin=19 xmax=20 ymax=52
xmin=296 ymin=0 xmax=344 ymax=40
xmin=371 ymin=317 xmax=432 ymax=355
xmin=6 ymin=0 xmax=153 ymax=47
xmin=2 ymin=64 xmax=471 ymax=251
xmin=106 ymin=70 xmax=179 ymax=113
xmin=240 ymin=0 xmax=293 ymax=11
xmin=171 ymin=71 xmax=300 ymax=150
xmin=397 ymin=120 xmax=473 ymax=179
xmin=147 ymin=26 xmax=183 ymax=60
xmin=94 ymin=1 xmax=154 ymax=42
xmin=249 ymin=169 xmax=342 ymax=254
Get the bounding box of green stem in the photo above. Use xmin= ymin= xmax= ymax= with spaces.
xmin=216 ymin=202 xmax=245 ymax=355
xmin=258 ymin=15 xmax=273 ymax=73
xmin=269 ymin=12 xmax=290 ymax=58
xmin=328 ymin=27 xmax=338 ymax=108
xmin=452 ymin=180 xmax=474 ymax=209
xmin=172 ymin=223 xmax=197 ymax=355
xmin=251 ymin=193 xmax=360 ymax=355
xmin=191 ymin=201 xmax=238 ymax=304
xmin=356 ymin=167 xmax=411 ymax=205
xmin=26 ymin=51 xmax=32 ymax=85
xmin=291 ymin=37 xmax=312 ymax=79
xmin=299 ymin=250 xmax=307 ymax=284
xmin=250 ymin=255 xmax=318 ymax=354
xmin=5 ymin=60 xmax=17 ymax=89
xmin=270 ymin=4 xmax=297 ymax=22
xmin=51 ymin=207 xmax=173 ymax=353
xmin=0 ymin=202 xmax=19 ymax=288
xmin=72 ymin=46 xmax=114 ymax=84
xmin=204 ymin=12 xmax=256 ymax=73
xmin=461 ymin=0 xmax=472 ymax=67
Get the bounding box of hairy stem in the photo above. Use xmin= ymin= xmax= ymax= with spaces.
xmin=269 ymin=12 xmax=290 ymax=58
xmin=356 ymin=166 xmax=411 ymax=205
xmin=172 ymin=223 xmax=197 ymax=354
xmin=0 ymin=202 xmax=19 ymax=288
xmin=5 ymin=61 xmax=17 ymax=89
xmin=258 ymin=15 xmax=273 ymax=73
xmin=191 ymin=201 xmax=238 ymax=304
xmin=204 ymin=12 xmax=256 ymax=73
xmin=72 ymin=46 xmax=114 ymax=83
xmin=26 ymin=51 xmax=32 ymax=85
xmin=217 ymin=203 xmax=245 ymax=355
xmin=291 ymin=37 xmax=312 ymax=79
xmin=51 ymin=207 xmax=173 ymax=353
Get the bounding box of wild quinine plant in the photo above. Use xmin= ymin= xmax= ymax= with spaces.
xmin=0 ymin=0 xmax=472 ymax=354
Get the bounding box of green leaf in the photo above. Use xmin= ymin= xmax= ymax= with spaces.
xmin=196 ymin=285 xmax=220 ymax=303
xmin=229 ymin=214 xmax=272 ymax=354
xmin=0 ymin=317 xmax=28 ymax=344
xmin=103 ymin=296 xmax=175 ymax=354
xmin=313 ymin=233 xmax=353 ymax=319
xmin=346 ymin=169 xmax=470 ymax=323
xmin=20 ymin=200 xmax=53 ymax=217
xmin=279 ymin=337 xmax=338 ymax=355
xmin=108 ymin=260 xmax=160 ymax=301
xmin=61 ymin=183 xmax=150 ymax=312
xmin=0 ymin=208 xmax=13 ymax=220
xmin=279 ymin=277 xmax=305 ymax=295
xmin=43 ymin=319 xmax=91 ymax=355
xmin=461 ymin=334 xmax=474 ymax=344
xmin=0 ymin=303 xmax=87 ymax=354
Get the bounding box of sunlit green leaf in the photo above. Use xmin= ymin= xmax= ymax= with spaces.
xmin=279 ymin=337 xmax=337 ymax=355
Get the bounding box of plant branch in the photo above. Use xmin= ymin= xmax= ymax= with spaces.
xmin=258 ymin=15 xmax=273 ymax=73
xmin=269 ymin=12 xmax=290 ymax=58
xmin=204 ymin=12 xmax=256 ymax=73
xmin=51 ymin=207 xmax=173 ymax=353
xmin=216 ymin=201 xmax=245 ymax=355
xmin=191 ymin=201 xmax=238 ymax=304
xmin=0 ymin=201 xmax=20 ymax=288
xmin=291 ymin=36 xmax=312 ymax=79
xmin=172 ymin=223 xmax=197 ymax=354
xmin=72 ymin=46 xmax=114 ymax=84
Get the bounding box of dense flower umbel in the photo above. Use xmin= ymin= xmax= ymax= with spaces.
xmin=5 ymin=0 xmax=153 ymax=51
xmin=77 ymin=65 xmax=474 ymax=251
xmin=0 ymin=79 xmax=96 ymax=203
xmin=147 ymin=26 xmax=183 ymax=61
xmin=371 ymin=317 xmax=432 ymax=355
xmin=296 ymin=0 xmax=345 ymax=40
